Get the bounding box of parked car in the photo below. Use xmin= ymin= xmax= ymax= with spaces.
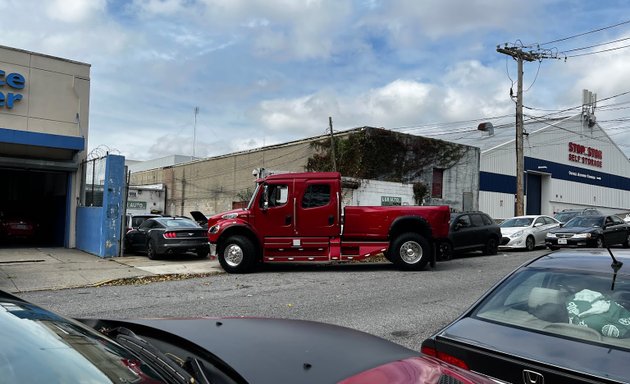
xmin=553 ymin=208 xmax=602 ymax=224
xmin=546 ymin=214 xmax=630 ymax=249
xmin=422 ymin=249 xmax=630 ymax=383
xmin=499 ymin=215 xmax=560 ymax=251
xmin=438 ymin=211 xmax=501 ymax=260
xmin=125 ymin=213 xmax=161 ymax=233
xmin=0 ymin=214 xmax=38 ymax=241
xmin=1 ymin=289 xmax=496 ymax=384
xmin=124 ymin=216 xmax=209 ymax=259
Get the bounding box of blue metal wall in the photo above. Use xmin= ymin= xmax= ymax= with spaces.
xmin=76 ymin=154 xmax=125 ymax=258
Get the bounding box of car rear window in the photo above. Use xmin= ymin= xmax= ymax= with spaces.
xmin=473 ymin=268 xmax=630 ymax=349
xmin=164 ymin=219 xmax=199 ymax=228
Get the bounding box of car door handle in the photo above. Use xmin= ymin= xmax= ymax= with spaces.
xmin=285 ymin=215 xmax=292 ymax=225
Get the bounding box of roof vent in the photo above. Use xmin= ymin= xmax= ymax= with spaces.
xmin=477 ymin=122 xmax=494 ymax=136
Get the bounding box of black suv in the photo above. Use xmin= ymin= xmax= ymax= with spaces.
xmin=553 ymin=208 xmax=602 ymax=224
xmin=438 ymin=211 xmax=501 ymax=260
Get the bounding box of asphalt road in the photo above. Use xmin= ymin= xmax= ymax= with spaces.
xmin=21 ymin=249 xmax=546 ymax=351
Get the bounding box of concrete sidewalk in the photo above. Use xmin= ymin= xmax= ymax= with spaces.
xmin=0 ymin=247 xmax=224 ymax=293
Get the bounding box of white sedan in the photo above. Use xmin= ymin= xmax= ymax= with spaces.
xmin=499 ymin=215 xmax=560 ymax=251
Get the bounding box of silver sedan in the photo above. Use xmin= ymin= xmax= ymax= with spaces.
xmin=499 ymin=215 xmax=560 ymax=251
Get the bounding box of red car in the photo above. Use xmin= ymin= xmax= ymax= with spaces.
xmin=0 ymin=215 xmax=38 ymax=240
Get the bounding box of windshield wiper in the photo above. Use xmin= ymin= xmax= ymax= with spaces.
xmin=113 ymin=327 xmax=211 ymax=384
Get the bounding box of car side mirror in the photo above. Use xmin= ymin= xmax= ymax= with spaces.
xmin=534 ymin=222 xmax=543 ymax=227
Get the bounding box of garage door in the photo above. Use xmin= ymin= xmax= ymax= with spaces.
xmin=0 ymin=168 xmax=68 ymax=247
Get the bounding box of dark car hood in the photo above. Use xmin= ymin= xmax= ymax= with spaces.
xmin=549 ymin=226 xmax=600 ymax=234
xmin=90 ymin=317 xmax=419 ymax=384
xmin=437 ymin=317 xmax=629 ymax=382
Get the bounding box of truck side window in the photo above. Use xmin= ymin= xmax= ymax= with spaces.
xmin=261 ymin=184 xmax=288 ymax=208
xmin=302 ymin=184 xmax=330 ymax=208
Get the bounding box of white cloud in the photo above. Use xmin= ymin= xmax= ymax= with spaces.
xmin=46 ymin=0 xmax=106 ymax=23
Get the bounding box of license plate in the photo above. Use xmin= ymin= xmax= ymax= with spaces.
xmin=558 ymin=238 xmax=567 ymax=245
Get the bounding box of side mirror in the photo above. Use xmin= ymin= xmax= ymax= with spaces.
xmin=534 ymin=222 xmax=543 ymax=227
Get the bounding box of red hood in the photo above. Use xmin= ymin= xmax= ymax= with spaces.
xmin=208 ymin=208 xmax=249 ymax=223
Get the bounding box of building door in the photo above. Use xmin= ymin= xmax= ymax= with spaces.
xmin=526 ymin=173 xmax=542 ymax=215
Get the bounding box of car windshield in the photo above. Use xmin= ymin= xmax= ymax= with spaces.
xmin=565 ymin=216 xmax=604 ymax=228
xmin=554 ymin=212 xmax=577 ymax=223
xmin=472 ymin=267 xmax=630 ymax=349
xmin=0 ymin=298 xmax=165 ymax=383
xmin=500 ymin=218 xmax=533 ymax=228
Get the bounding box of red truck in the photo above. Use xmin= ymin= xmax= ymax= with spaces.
xmin=206 ymin=172 xmax=450 ymax=273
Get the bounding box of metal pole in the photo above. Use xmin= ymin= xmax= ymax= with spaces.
xmin=329 ymin=116 xmax=337 ymax=172
xmin=193 ymin=107 xmax=199 ymax=159
xmin=515 ymin=57 xmax=525 ymax=216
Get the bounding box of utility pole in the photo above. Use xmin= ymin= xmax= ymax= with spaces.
xmin=192 ymin=106 xmax=199 ymax=160
xmin=496 ymin=45 xmax=556 ymax=216
xmin=329 ymin=116 xmax=337 ymax=172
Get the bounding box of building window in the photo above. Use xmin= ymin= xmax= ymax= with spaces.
xmin=432 ymin=169 xmax=443 ymax=198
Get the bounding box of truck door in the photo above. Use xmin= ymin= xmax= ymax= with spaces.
xmin=252 ymin=179 xmax=296 ymax=240
xmin=295 ymin=178 xmax=340 ymax=238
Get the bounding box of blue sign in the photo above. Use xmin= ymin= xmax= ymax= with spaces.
xmin=0 ymin=70 xmax=25 ymax=109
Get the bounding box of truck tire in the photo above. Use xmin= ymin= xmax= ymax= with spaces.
xmin=390 ymin=233 xmax=430 ymax=271
xmin=218 ymin=235 xmax=256 ymax=273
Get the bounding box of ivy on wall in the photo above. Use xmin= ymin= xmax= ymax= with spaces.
xmin=306 ymin=128 xmax=467 ymax=184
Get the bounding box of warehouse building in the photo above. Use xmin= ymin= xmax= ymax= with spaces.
xmin=425 ymin=92 xmax=630 ymax=220
xmin=129 ymin=127 xmax=481 ymax=216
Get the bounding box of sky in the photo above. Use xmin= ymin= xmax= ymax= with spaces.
xmin=4 ymin=0 xmax=630 ymax=161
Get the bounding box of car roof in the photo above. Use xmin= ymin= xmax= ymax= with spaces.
xmin=527 ymin=249 xmax=630 ymax=276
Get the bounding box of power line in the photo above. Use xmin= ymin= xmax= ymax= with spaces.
xmin=540 ymin=19 xmax=630 ymax=46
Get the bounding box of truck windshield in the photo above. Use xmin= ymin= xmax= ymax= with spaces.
xmin=247 ymin=183 xmax=261 ymax=210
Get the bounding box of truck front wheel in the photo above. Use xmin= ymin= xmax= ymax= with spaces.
xmin=390 ymin=233 xmax=430 ymax=271
xmin=218 ymin=235 xmax=256 ymax=273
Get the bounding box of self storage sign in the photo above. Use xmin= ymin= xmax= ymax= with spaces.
xmin=0 ymin=69 xmax=25 ymax=109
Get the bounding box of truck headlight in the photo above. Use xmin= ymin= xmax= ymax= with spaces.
xmin=221 ymin=213 xmax=238 ymax=219
xmin=209 ymin=224 xmax=220 ymax=234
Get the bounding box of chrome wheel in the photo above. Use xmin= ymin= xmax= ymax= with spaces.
xmin=399 ymin=240 xmax=423 ymax=264
xmin=525 ymin=236 xmax=535 ymax=251
xmin=224 ymin=243 xmax=244 ymax=267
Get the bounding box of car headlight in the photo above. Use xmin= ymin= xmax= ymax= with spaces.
xmin=546 ymin=233 xmax=556 ymax=238
xmin=221 ymin=213 xmax=238 ymax=219
xmin=572 ymin=233 xmax=592 ymax=239
xmin=510 ymin=230 xmax=524 ymax=238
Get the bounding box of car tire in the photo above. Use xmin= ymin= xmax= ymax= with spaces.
xmin=525 ymin=236 xmax=535 ymax=251
xmin=147 ymin=240 xmax=160 ymax=260
xmin=548 ymin=245 xmax=559 ymax=251
xmin=218 ymin=235 xmax=257 ymax=273
xmin=437 ymin=241 xmax=453 ymax=261
xmin=389 ymin=233 xmax=430 ymax=271
xmin=623 ymin=233 xmax=630 ymax=248
xmin=595 ymin=237 xmax=604 ymax=248
xmin=196 ymin=246 xmax=209 ymax=258
xmin=482 ymin=237 xmax=498 ymax=255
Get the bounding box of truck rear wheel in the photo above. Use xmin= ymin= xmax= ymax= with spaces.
xmin=218 ymin=235 xmax=256 ymax=273
xmin=390 ymin=233 xmax=430 ymax=271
